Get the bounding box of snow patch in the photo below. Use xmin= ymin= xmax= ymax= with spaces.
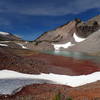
xmin=25 ymin=41 xmax=28 ymax=44
xmin=73 ymin=33 xmax=86 ymax=42
xmin=17 ymin=43 xmax=27 ymax=49
xmin=0 ymin=44 xmax=8 ymax=47
xmin=0 ymin=41 xmax=10 ymax=43
xmin=52 ymin=42 xmax=75 ymax=51
xmin=0 ymin=70 xmax=100 ymax=95
xmin=52 ymin=32 xmax=87 ymax=51
xmin=0 ymin=32 xmax=9 ymax=35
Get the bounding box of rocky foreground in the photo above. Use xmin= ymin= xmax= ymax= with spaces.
xmin=0 ymin=47 xmax=100 ymax=100
xmin=1 ymin=81 xmax=100 ymax=100
xmin=0 ymin=47 xmax=99 ymax=75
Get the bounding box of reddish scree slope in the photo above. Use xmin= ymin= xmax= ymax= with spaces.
xmin=31 ymin=53 xmax=100 ymax=75
xmin=0 ymin=50 xmax=100 ymax=75
xmin=0 ymin=47 xmax=100 ymax=100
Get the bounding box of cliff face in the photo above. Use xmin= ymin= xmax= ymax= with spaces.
xmin=76 ymin=15 xmax=100 ymax=38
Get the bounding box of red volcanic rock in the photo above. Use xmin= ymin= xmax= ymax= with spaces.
xmin=32 ymin=53 xmax=100 ymax=75
xmin=67 ymin=81 xmax=100 ymax=100
xmin=0 ymin=84 xmax=71 ymax=100
xmin=1 ymin=81 xmax=100 ymax=100
xmin=0 ymin=47 xmax=100 ymax=75
xmin=0 ymin=47 xmax=100 ymax=100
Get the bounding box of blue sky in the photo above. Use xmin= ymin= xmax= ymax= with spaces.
xmin=0 ymin=0 xmax=100 ymax=40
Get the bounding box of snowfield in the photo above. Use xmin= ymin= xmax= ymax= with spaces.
xmin=52 ymin=42 xmax=74 ymax=51
xmin=73 ymin=33 xmax=86 ymax=42
xmin=0 ymin=32 xmax=9 ymax=35
xmin=52 ymin=33 xmax=86 ymax=51
xmin=17 ymin=43 xmax=27 ymax=49
xmin=0 ymin=70 xmax=100 ymax=95
xmin=0 ymin=44 xmax=8 ymax=47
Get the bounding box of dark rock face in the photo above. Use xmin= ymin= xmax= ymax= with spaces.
xmin=76 ymin=15 xmax=100 ymax=38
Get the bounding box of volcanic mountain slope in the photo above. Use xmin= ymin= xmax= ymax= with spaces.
xmin=0 ymin=32 xmax=29 ymax=49
xmin=35 ymin=16 xmax=100 ymax=43
xmin=26 ymin=20 xmax=79 ymax=51
xmin=35 ymin=20 xmax=77 ymax=43
xmin=0 ymin=15 xmax=100 ymax=51
xmin=67 ymin=30 xmax=100 ymax=55
xmin=59 ymin=15 xmax=100 ymax=55
xmin=27 ymin=15 xmax=100 ymax=51
xmin=0 ymin=32 xmax=22 ymax=41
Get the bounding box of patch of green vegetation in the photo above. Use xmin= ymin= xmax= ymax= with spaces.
xmin=53 ymin=92 xmax=73 ymax=100
xmin=53 ymin=92 xmax=61 ymax=100
xmin=66 ymin=97 xmax=73 ymax=100
xmin=0 ymin=38 xmax=5 ymax=41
